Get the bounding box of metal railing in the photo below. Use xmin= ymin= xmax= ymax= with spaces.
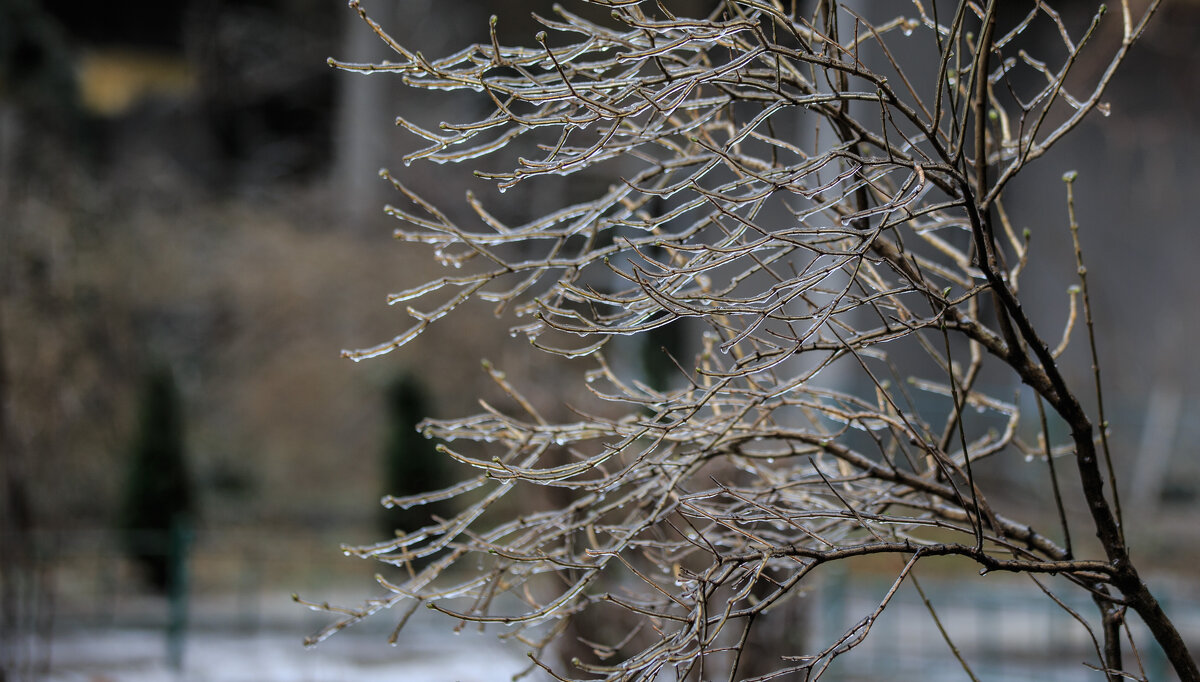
xmin=5 ymin=525 xmax=1198 ymax=681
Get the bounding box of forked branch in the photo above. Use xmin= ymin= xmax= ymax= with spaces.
xmin=315 ymin=2 xmax=1195 ymax=679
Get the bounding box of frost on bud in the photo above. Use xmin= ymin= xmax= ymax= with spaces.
xmin=1062 ymin=170 xmax=1079 ymax=182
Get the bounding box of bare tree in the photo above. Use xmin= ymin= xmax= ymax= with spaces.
xmin=300 ymin=1 xmax=1198 ymax=679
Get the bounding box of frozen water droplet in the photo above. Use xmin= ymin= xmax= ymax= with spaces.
xmin=1024 ymin=454 xmax=1034 ymax=463
xmin=766 ymin=457 xmax=775 ymax=464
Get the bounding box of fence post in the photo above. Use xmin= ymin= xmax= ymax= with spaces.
xmin=819 ymin=563 xmax=849 ymax=680
xmin=166 ymin=519 xmax=193 ymax=671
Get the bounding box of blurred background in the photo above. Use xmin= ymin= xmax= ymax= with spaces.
xmin=1 ymin=0 xmax=1198 ymax=680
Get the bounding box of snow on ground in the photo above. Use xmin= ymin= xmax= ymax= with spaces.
xmin=41 ymin=627 xmax=535 ymax=682
xmin=35 ymin=602 xmax=539 ymax=682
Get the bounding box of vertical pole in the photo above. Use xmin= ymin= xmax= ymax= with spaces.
xmin=1147 ymin=589 xmax=1169 ymax=682
xmin=822 ymin=563 xmax=848 ymax=681
xmin=166 ymin=519 xmax=193 ymax=671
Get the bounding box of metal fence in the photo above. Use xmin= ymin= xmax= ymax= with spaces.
xmin=2 ymin=523 xmax=388 ymax=681
xmin=4 ymin=526 xmax=1199 ymax=681
xmin=811 ymin=566 xmax=1200 ymax=681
